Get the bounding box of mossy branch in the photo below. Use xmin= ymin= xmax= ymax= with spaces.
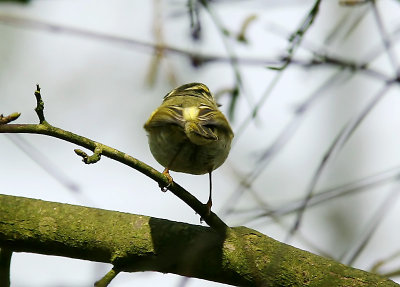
xmin=0 ymin=194 xmax=397 ymax=287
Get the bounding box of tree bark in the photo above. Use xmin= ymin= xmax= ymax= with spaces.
xmin=0 ymin=194 xmax=397 ymax=287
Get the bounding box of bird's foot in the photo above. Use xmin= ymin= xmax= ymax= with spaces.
xmin=159 ymin=168 xmax=173 ymax=192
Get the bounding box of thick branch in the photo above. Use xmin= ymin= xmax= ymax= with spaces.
xmin=0 ymin=194 xmax=397 ymax=287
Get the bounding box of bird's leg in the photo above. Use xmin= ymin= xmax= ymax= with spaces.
xmin=206 ymin=172 xmax=212 ymax=215
xmin=159 ymin=145 xmax=183 ymax=192
xmin=160 ymin=167 xmax=173 ymax=192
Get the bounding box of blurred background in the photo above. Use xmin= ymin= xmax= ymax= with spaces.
xmin=1 ymin=0 xmax=400 ymax=286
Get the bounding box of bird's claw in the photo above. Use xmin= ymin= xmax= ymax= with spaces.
xmin=159 ymin=168 xmax=173 ymax=192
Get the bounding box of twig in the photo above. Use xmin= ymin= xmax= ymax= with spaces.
xmin=0 ymin=112 xmax=20 ymax=125
xmin=258 ymin=165 xmax=400 ymax=219
xmin=200 ymin=0 xmax=255 ymax=120
xmin=6 ymin=134 xmax=80 ymax=192
xmin=34 ymin=84 xmax=46 ymax=124
xmin=221 ymin=69 xmax=349 ymax=217
xmin=371 ymin=250 xmax=400 ymax=275
xmin=236 ymin=14 xmax=257 ymax=43
xmin=188 ymin=0 xmax=202 ymax=40
xmin=288 ymin=82 xmax=393 ymax=239
xmin=270 ymin=0 xmax=322 ymax=70
xmin=95 ymin=268 xmax=119 ymax=287
xmin=0 ymin=14 xmax=395 ymax=84
xmin=341 ymin=182 xmax=400 ymax=265
xmin=371 ymin=0 xmax=399 ymax=76
xmin=74 ymin=145 xmax=102 ymax=164
xmin=0 ymin=248 xmax=12 ymax=287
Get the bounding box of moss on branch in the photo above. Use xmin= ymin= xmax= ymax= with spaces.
xmin=0 ymin=194 xmax=397 ymax=287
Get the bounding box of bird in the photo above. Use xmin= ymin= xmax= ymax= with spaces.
xmin=144 ymin=82 xmax=234 ymax=213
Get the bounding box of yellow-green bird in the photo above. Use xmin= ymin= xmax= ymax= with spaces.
xmin=144 ymin=83 xmax=234 ymax=212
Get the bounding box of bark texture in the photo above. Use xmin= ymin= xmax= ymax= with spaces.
xmin=0 ymin=194 xmax=397 ymax=287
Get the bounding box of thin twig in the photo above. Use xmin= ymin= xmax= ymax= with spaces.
xmin=271 ymin=0 xmax=322 ymax=70
xmin=0 ymin=13 xmax=395 ymax=85
xmin=253 ymin=165 xmax=400 ymax=220
xmin=288 ymin=82 xmax=393 ymax=239
xmin=371 ymin=0 xmax=400 ymax=76
xmin=0 ymin=113 xmax=20 ymax=125
xmin=6 ymin=134 xmax=80 ymax=192
xmin=200 ymin=0 xmax=255 ymax=119
xmin=94 ymin=268 xmax=119 ymax=287
xmin=341 ymin=181 xmax=400 ymax=265
xmin=221 ymin=69 xmax=349 ymax=217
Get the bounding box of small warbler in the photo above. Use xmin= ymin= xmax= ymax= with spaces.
xmin=144 ymin=83 xmax=234 ymax=212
